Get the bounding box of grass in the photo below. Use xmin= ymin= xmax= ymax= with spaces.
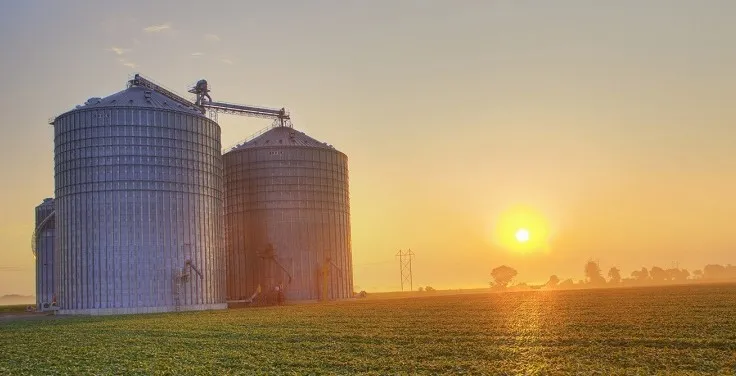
xmin=1 ymin=284 xmax=735 ymax=375
xmin=0 ymin=304 xmax=30 ymax=313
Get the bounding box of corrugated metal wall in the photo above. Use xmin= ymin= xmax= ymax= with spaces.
xmin=35 ymin=198 xmax=55 ymax=309
xmin=53 ymin=100 xmax=226 ymax=314
xmin=224 ymin=134 xmax=353 ymax=301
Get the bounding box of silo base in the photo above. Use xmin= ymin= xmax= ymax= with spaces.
xmin=58 ymin=303 xmax=227 ymax=316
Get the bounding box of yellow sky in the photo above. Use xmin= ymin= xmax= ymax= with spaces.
xmin=1 ymin=1 xmax=736 ymax=294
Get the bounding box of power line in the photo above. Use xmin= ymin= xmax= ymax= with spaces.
xmin=353 ymin=260 xmax=395 ymax=267
xmin=395 ymin=249 xmax=415 ymax=291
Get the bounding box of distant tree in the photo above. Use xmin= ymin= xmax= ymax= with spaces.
xmin=559 ymin=279 xmax=575 ymax=289
xmin=425 ymin=286 xmax=436 ymax=292
xmin=631 ymin=267 xmax=649 ymax=282
xmin=418 ymin=287 xmax=424 ymax=292
xmin=545 ymin=275 xmax=560 ymax=289
xmin=692 ymin=269 xmax=703 ymax=279
xmin=608 ymin=267 xmax=622 ymax=284
xmin=490 ymin=265 xmax=518 ymax=288
xmin=666 ymin=268 xmax=690 ymax=282
xmin=650 ymin=266 xmax=668 ymax=282
xmin=703 ymin=264 xmax=727 ymax=279
xmin=584 ymin=260 xmax=606 ymax=285
xmin=727 ymin=265 xmax=736 ymax=279
xmin=665 ymin=268 xmax=677 ymax=281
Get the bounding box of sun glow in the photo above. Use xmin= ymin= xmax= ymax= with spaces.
xmin=491 ymin=205 xmax=552 ymax=254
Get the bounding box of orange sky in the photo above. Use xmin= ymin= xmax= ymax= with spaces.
xmin=1 ymin=1 xmax=736 ymax=294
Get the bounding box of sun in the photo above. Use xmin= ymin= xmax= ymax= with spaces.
xmin=515 ymin=228 xmax=530 ymax=243
xmin=489 ymin=204 xmax=552 ymax=254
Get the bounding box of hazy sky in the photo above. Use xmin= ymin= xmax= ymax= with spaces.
xmin=1 ymin=1 xmax=735 ymax=295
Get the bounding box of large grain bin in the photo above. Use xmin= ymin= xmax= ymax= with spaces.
xmin=224 ymin=125 xmax=353 ymax=302
xmin=52 ymin=83 xmax=226 ymax=315
xmin=33 ymin=198 xmax=55 ymax=311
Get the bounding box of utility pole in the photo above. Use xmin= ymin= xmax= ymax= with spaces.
xmin=395 ymin=249 xmax=415 ymax=291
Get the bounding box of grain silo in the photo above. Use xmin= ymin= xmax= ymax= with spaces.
xmin=51 ymin=78 xmax=226 ymax=315
xmin=224 ymin=125 xmax=353 ymax=302
xmin=33 ymin=198 xmax=55 ymax=311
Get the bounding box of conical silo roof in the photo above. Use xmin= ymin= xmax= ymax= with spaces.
xmin=62 ymin=86 xmax=202 ymax=115
xmin=227 ymin=126 xmax=338 ymax=152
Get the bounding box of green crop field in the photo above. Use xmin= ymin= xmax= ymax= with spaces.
xmin=0 ymin=305 xmax=28 ymax=313
xmin=2 ymin=284 xmax=735 ymax=375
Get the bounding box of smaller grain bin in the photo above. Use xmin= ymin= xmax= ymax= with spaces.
xmin=33 ymin=198 xmax=55 ymax=311
xmin=224 ymin=125 xmax=353 ymax=302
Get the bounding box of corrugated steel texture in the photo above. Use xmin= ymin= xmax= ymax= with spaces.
xmin=224 ymin=126 xmax=353 ymax=302
xmin=35 ymin=198 xmax=55 ymax=310
xmin=53 ymin=86 xmax=226 ymax=315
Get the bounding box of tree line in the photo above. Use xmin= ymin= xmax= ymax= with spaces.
xmin=490 ymin=262 xmax=736 ymax=290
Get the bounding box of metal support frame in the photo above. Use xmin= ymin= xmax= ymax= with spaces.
xmin=320 ymin=256 xmax=343 ymax=302
xmin=129 ymin=74 xmax=202 ymax=113
xmin=258 ymin=244 xmax=293 ymax=285
xmin=206 ymin=109 xmax=218 ymax=123
xmin=204 ymin=101 xmax=288 ymax=119
xmin=184 ymin=75 xmax=291 ymax=124
xmin=396 ymin=249 xmax=415 ymax=291
xmin=173 ymin=243 xmax=203 ymax=312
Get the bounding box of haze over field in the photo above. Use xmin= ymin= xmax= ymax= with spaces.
xmin=1 ymin=1 xmax=736 ymax=295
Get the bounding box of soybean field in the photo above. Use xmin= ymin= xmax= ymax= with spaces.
xmin=2 ymin=284 xmax=736 ymax=375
